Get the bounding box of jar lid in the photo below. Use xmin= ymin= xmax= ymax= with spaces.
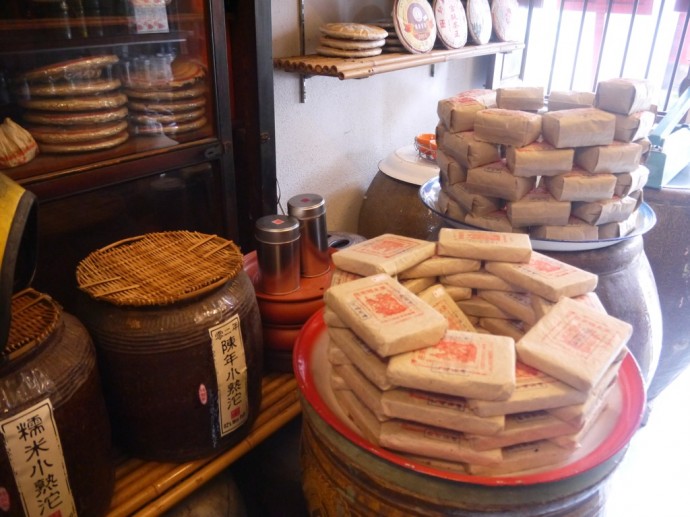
xmin=5 ymin=289 xmax=61 ymax=362
xmin=76 ymin=231 xmax=243 ymax=307
xmin=255 ymin=215 xmax=300 ymax=244
xmin=287 ymin=193 xmax=326 ymax=219
xmin=378 ymin=144 xmax=440 ymax=185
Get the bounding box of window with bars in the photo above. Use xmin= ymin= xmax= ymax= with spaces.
xmin=511 ymin=0 xmax=689 ymax=113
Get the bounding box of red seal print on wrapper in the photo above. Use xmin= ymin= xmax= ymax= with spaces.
xmin=0 ymin=487 xmax=10 ymax=512
xmin=358 ymin=236 xmax=419 ymax=258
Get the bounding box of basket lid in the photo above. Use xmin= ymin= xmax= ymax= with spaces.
xmin=76 ymin=231 xmax=244 ymax=307
xmin=5 ymin=288 xmax=61 ymax=362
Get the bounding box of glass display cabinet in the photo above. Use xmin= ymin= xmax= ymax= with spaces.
xmin=0 ymin=0 xmax=275 ymax=307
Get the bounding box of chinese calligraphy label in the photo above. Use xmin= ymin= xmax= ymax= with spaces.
xmin=209 ymin=314 xmax=248 ymax=437
xmin=0 ymin=399 xmax=76 ymax=517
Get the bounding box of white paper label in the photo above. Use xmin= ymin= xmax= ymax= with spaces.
xmin=0 ymin=399 xmax=76 ymax=517
xmin=209 ymin=314 xmax=249 ymax=437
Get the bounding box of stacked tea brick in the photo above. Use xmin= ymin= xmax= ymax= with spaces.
xmin=435 ymin=79 xmax=656 ymax=239
xmin=323 ymin=232 xmax=632 ymax=476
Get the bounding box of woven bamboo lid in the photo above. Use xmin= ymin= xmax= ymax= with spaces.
xmin=6 ymin=289 xmax=61 ymax=362
xmin=76 ymin=231 xmax=244 ymax=307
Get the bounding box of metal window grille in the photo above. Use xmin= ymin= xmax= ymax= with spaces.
xmin=518 ymin=0 xmax=690 ymax=112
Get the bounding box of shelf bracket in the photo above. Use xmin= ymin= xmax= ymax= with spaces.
xmin=299 ymin=0 xmax=307 ymax=103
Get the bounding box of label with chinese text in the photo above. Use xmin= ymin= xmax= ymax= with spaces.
xmin=0 ymin=399 xmax=76 ymax=517
xmin=209 ymin=314 xmax=249 ymax=437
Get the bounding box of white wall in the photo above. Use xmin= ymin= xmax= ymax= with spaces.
xmin=271 ymin=1 xmax=492 ymax=234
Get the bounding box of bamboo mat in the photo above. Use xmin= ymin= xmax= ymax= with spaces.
xmin=273 ymin=41 xmax=524 ymax=80
xmin=106 ymin=373 xmax=301 ymax=517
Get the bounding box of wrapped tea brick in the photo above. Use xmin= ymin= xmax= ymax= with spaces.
xmin=505 ymin=141 xmax=574 ymax=177
xmin=466 ymin=160 xmax=537 ymax=201
xmin=333 ymin=363 xmax=388 ymax=421
xmin=445 ymin=182 xmax=504 ymax=215
xmin=541 ymin=108 xmax=616 ymax=148
xmin=442 ymin=269 xmax=515 ymax=291
xmin=543 ymin=168 xmax=617 ymax=202
xmin=328 ymin=326 xmax=394 ymax=390
xmin=324 ymin=273 xmax=448 ymax=357
xmin=506 ymin=186 xmax=572 ymax=227
xmin=595 ymin=77 xmax=656 ymax=115
xmin=464 ymin=210 xmax=527 ymax=233
xmin=530 ymin=216 xmax=599 ymax=241
xmin=548 ymin=360 xmax=620 ymax=427
xmin=468 ymin=361 xmax=588 ymax=417
xmin=437 ymin=189 xmax=469 ymax=222
xmin=572 ymin=292 xmax=607 ymax=313
xmin=485 ymin=251 xmax=598 ymax=302
xmin=550 ymin=395 xmax=609 ymax=450
xmin=457 ymin=296 xmax=513 ymax=319
xmin=574 ymin=141 xmax=642 ymax=173
xmin=418 ymin=283 xmax=477 ymax=331
xmin=465 ymin=410 xmax=578 ymax=451
xmin=380 ymin=388 xmax=505 ymax=435
xmin=331 ymin=233 xmax=436 ymax=277
xmin=438 ymin=228 xmax=532 ymax=262
xmin=333 ymin=388 xmax=382 ymax=444
xmin=437 ymin=89 xmax=497 ymax=132
xmin=466 ymin=439 xmax=571 ymax=476
xmin=324 ymin=306 xmax=348 ymax=327
xmin=443 ymin=285 xmax=473 ymax=301
xmin=479 ymin=318 xmax=528 ymax=341
xmin=613 ymin=110 xmax=656 ymax=142
xmin=328 ymin=342 xmax=351 ymax=365
xmin=380 ymin=420 xmax=503 ymax=466
xmin=547 ymin=90 xmax=595 ymax=111
xmin=399 ymin=255 xmax=481 ymax=279
xmin=400 ymin=276 xmax=436 ymax=294
xmin=388 ymin=330 xmax=516 ymax=400
xmin=473 ymin=108 xmax=542 ymax=147
xmin=516 ymin=297 xmax=632 ymax=391
xmin=613 ymin=164 xmax=649 ymax=197
xmin=330 ymin=267 xmax=363 ymax=286
xmin=572 ymin=195 xmax=638 ymax=225
xmin=598 ymin=210 xmax=639 ymax=239
xmin=437 ymin=148 xmax=468 ymax=186
xmin=442 ymin=130 xmax=501 ymax=169
xmin=478 ymin=289 xmax=537 ymax=325
xmin=496 ymin=86 xmax=545 ymax=111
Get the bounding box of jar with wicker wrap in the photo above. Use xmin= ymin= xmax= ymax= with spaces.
xmin=0 ymin=288 xmax=114 ymax=517
xmin=75 ymin=231 xmax=263 ymax=462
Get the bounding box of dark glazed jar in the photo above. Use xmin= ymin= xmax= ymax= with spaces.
xmin=75 ymin=231 xmax=263 ymax=462
xmin=0 ymin=289 xmax=114 ymax=517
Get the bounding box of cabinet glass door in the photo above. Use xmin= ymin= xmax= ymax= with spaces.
xmin=0 ymin=0 xmax=220 ymax=182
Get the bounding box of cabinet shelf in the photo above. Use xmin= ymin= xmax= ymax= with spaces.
xmin=273 ymin=41 xmax=524 ymax=80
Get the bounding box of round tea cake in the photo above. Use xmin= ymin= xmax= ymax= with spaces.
xmin=319 ymin=22 xmax=388 ymax=41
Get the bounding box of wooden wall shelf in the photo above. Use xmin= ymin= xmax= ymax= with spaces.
xmin=273 ymin=41 xmax=524 ymax=80
xmin=106 ymin=373 xmax=301 ymax=517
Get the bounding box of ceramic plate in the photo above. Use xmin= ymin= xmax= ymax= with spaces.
xmin=419 ymin=177 xmax=657 ymax=251
xmin=378 ymin=145 xmax=440 ymax=186
xmin=293 ymin=310 xmax=646 ymax=486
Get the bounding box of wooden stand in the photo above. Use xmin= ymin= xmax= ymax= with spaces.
xmin=106 ymin=373 xmax=301 ymax=516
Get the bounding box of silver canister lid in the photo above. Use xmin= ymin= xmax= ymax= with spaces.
xmin=255 ymin=215 xmax=300 ymax=244
xmin=287 ymin=193 xmax=326 ymax=219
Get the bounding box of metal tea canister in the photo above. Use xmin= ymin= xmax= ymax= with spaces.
xmin=255 ymin=214 xmax=301 ymax=295
xmin=287 ymin=193 xmax=330 ymax=277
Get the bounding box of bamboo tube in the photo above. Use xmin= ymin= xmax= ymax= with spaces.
xmin=259 ymin=377 xmax=298 ymax=412
xmin=110 ymin=463 xmax=179 ymax=508
xmin=132 ymin=401 xmax=302 ymax=517
xmin=114 ymin=458 xmax=146 ymax=481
